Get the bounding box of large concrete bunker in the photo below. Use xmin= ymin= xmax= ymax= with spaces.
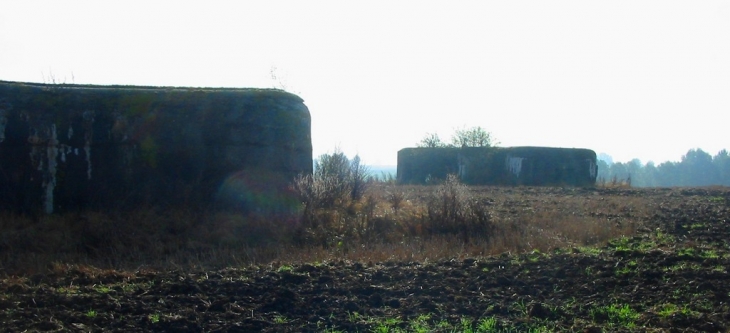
xmin=0 ymin=80 xmax=312 ymax=214
xmin=397 ymin=146 xmax=597 ymax=186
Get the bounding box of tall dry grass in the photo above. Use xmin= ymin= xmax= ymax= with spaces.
xmin=0 ymin=177 xmax=652 ymax=275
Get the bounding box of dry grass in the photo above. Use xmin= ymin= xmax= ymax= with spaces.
xmin=597 ymin=175 xmax=632 ymax=188
xmin=0 ymin=181 xmax=652 ymax=275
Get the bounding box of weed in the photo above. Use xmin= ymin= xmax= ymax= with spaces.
xmin=460 ymin=317 xmax=474 ymax=333
xmin=688 ymin=263 xmax=702 ymax=271
xmin=615 ymin=260 xmax=637 ymax=276
xmin=346 ymin=311 xmax=361 ymax=323
xmin=657 ymin=302 xmax=702 ymax=319
xmin=688 ymin=223 xmax=706 ymax=230
xmin=608 ymin=236 xmax=634 ymax=252
xmin=148 ymin=313 xmax=160 ymax=323
xmin=373 ymin=323 xmax=390 ymax=333
xmin=664 ymin=263 xmax=686 ymax=272
xmin=590 ymin=304 xmax=639 ymax=327
xmin=657 ymin=303 xmax=676 ymax=318
xmin=678 ymin=247 xmax=696 ymax=257
xmin=373 ymin=316 xmax=403 ymax=333
xmin=477 ymin=316 xmax=498 ymax=332
xmin=526 ymin=250 xmax=543 ymax=262
xmin=93 ymin=284 xmax=112 ymax=294
xmin=701 ymin=250 xmax=719 ymax=259
xmin=56 ymin=286 xmax=80 ymax=295
xmin=273 ymin=315 xmax=289 ymax=324
xmin=85 ymin=309 xmax=97 ymax=318
xmin=514 ymin=299 xmax=529 ymax=316
xmin=655 ymin=230 xmax=674 ymax=244
xmin=119 ymin=283 xmax=138 ymax=293
xmin=409 ymin=313 xmax=432 ymax=333
xmin=576 ymin=246 xmax=603 ymax=256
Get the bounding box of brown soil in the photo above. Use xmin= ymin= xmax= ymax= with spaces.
xmin=2 ymin=186 xmax=730 ymax=332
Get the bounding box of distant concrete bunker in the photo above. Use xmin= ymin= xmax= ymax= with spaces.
xmin=0 ymin=80 xmax=312 ymax=214
xmin=398 ymin=146 xmax=598 ymax=186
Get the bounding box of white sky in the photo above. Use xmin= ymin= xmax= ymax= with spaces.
xmin=1 ymin=1 xmax=728 ymax=166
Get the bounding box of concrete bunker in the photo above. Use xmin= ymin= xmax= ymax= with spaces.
xmin=397 ymin=146 xmax=597 ymax=186
xmin=0 ymin=80 xmax=312 ymax=214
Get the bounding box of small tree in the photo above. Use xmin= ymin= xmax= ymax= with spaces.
xmin=292 ymin=149 xmax=371 ymax=247
xmin=314 ymin=149 xmax=351 ymax=207
xmin=451 ymin=126 xmax=497 ymax=148
xmin=297 ymin=149 xmax=371 ymax=210
xmin=417 ymin=133 xmax=447 ymax=148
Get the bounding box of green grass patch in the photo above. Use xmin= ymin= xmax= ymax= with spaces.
xmin=576 ymin=246 xmax=603 ymax=256
xmin=93 ymin=284 xmax=113 ymax=294
xmin=273 ymin=315 xmax=289 ymax=324
xmin=656 ymin=303 xmax=701 ymax=319
xmin=277 ymin=265 xmax=293 ymax=273
xmin=590 ymin=304 xmax=639 ymax=328
xmin=701 ymin=249 xmax=720 ymax=259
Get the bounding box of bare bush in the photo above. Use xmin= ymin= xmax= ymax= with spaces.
xmin=425 ymin=174 xmax=493 ymax=242
xmin=387 ymin=190 xmax=407 ymax=214
xmin=290 ymin=150 xmax=373 ymax=247
xmin=349 ymin=155 xmax=370 ymax=201
xmin=298 ymin=150 xmax=372 ymax=209
xmin=313 ymin=150 xmax=352 ymax=208
xmin=292 ymin=174 xmax=345 ymax=213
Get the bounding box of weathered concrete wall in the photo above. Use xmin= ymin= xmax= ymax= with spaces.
xmin=0 ymin=80 xmax=312 ymax=214
xmin=398 ymin=146 xmax=597 ymax=186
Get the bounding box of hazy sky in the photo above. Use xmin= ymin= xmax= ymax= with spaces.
xmin=1 ymin=1 xmax=728 ymax=166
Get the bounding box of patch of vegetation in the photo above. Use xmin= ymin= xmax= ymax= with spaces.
xmin=276 ymin=265 xmax=293 ymax=273
xmin=148 ymin=313 xmax=160 ymax=323
xmin=656 ymin=303 xmax=700 ymax=319
xmin=576 ymin=246 xmax=603 ymax=256
xmin=701 ymin=249 xmax=719 ymax=259
xmin=590 ymin=304 xmax=639 ymax=328
xmin=93 ymin=284 xmax=113 ymax=294
xmin=273 ymin=315 xmax=289 ymax=324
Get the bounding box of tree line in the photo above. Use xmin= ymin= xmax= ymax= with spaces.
xmin=598 ymin=148 xmax=730 ymax=187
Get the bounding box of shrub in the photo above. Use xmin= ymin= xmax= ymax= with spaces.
xmin=386 ymin=189 xmax=407 ymax=214
xmin=314 ymin=150 xmax=352 ymax=207
xmin=425 ymin=174 xmax=493 ymax=242
xmin=349 ymin=155 xmax=370 ymax=201
xmin=291 ymin=150 xmax=372 ymax=246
